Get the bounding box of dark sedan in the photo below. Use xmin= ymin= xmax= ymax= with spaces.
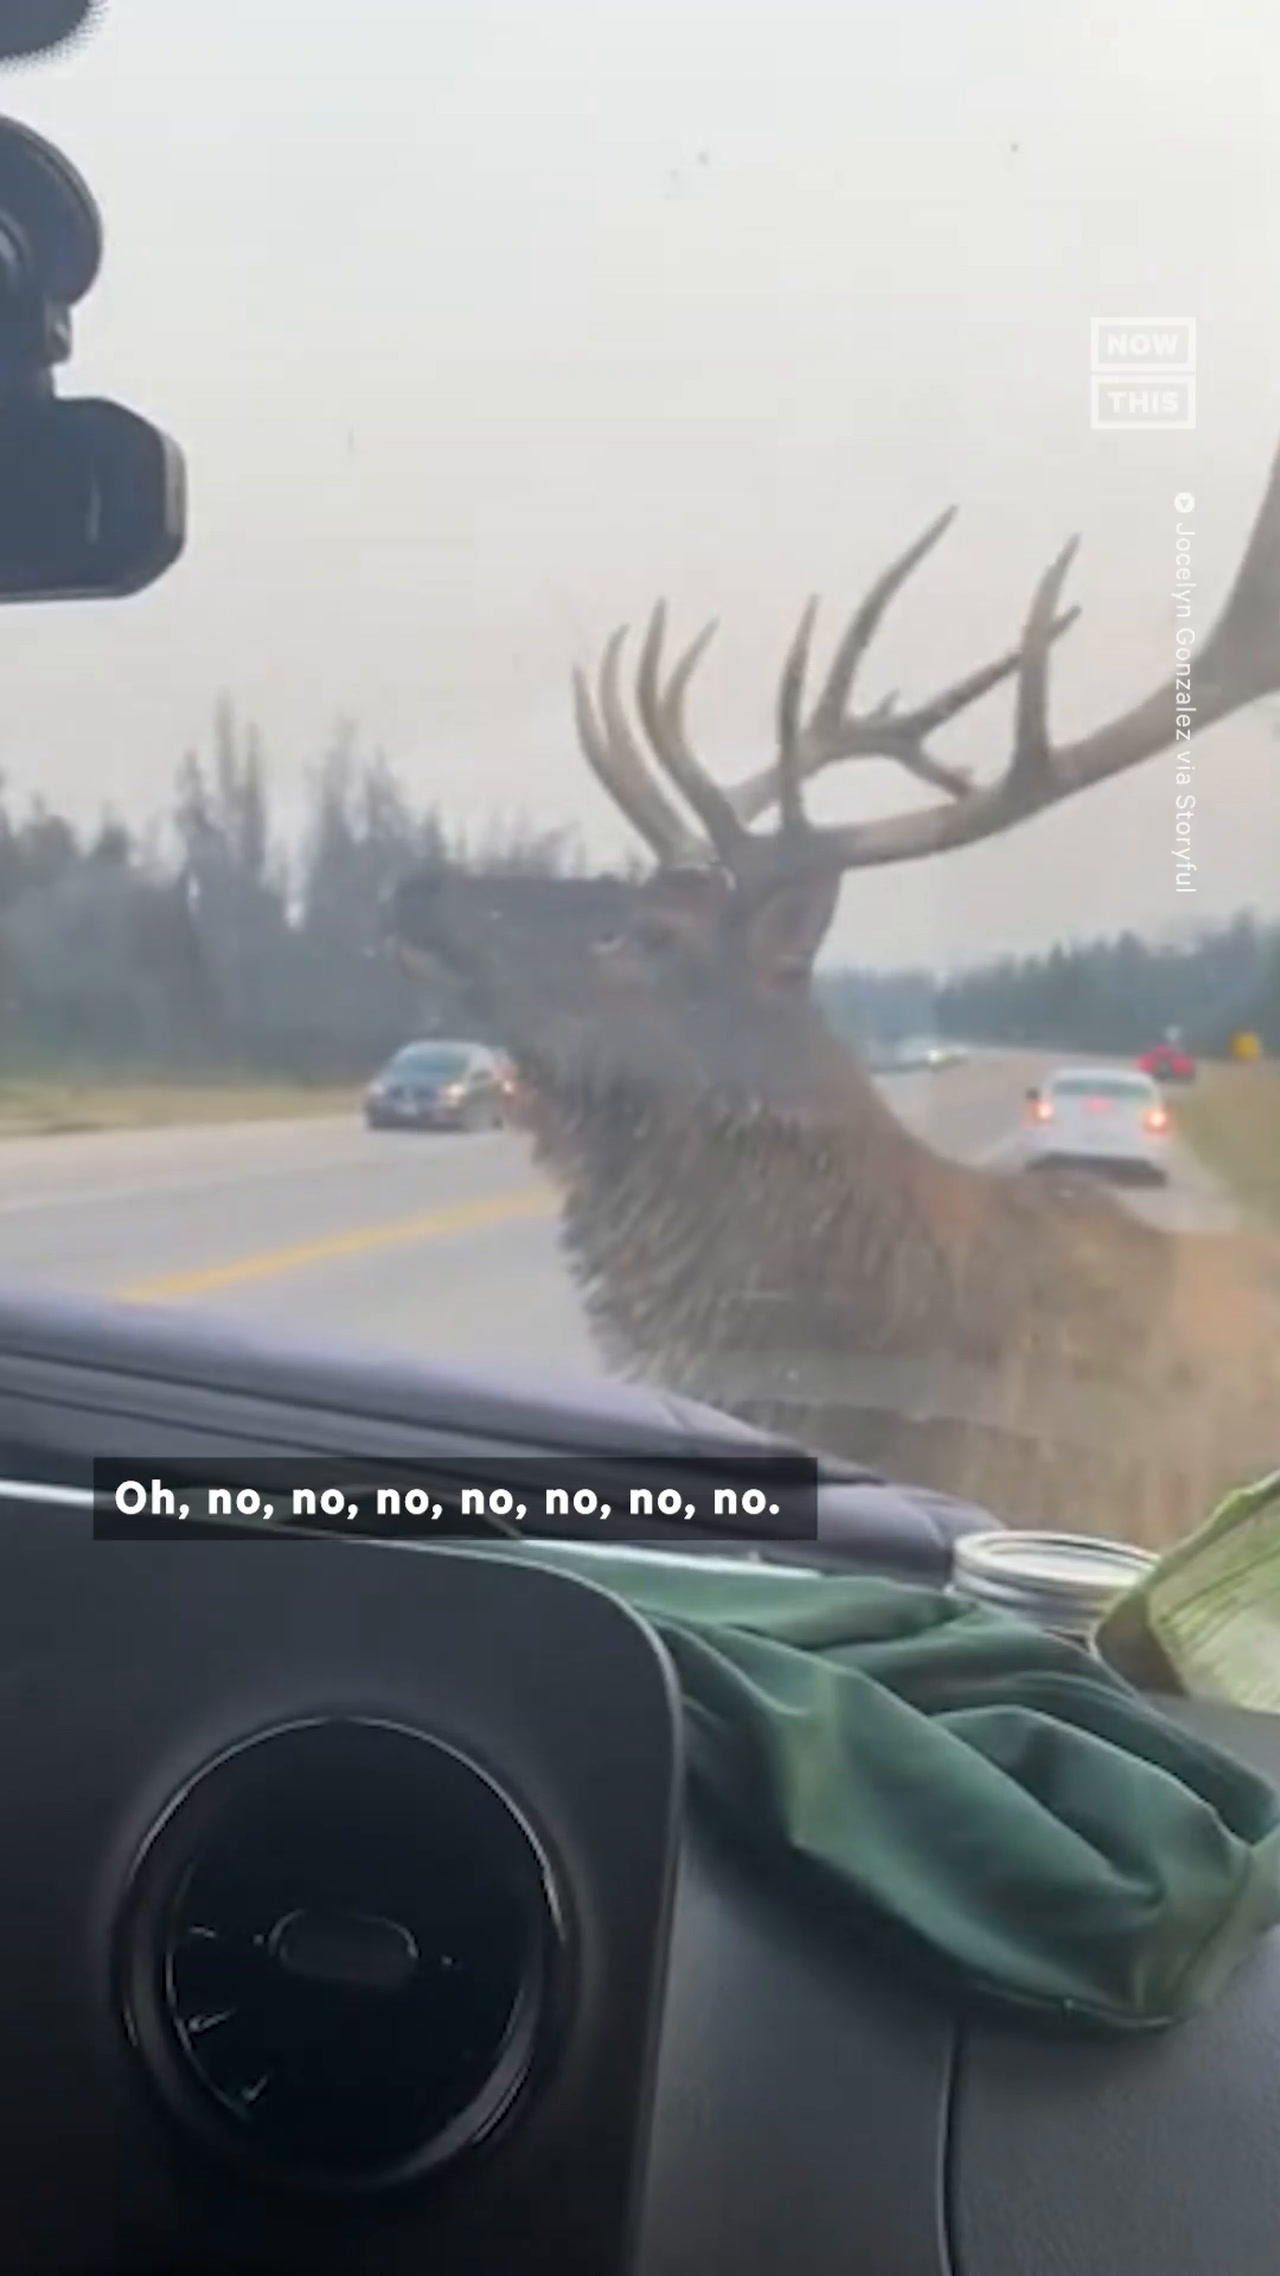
xmin=364 ymin=1041 xmax=508 ymax=1131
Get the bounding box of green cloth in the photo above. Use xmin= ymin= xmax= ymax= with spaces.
xmin=466 ymin=1543 xmax=1280 ymax=2033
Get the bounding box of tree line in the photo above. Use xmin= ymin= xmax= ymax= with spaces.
xmin=0 ymin=701 xmax=588 ymax=1079
xmin=821 ymin=912 xmax=1280 ymax=1058
xmin=1 ymin=698 xmax=1274 ymax=1077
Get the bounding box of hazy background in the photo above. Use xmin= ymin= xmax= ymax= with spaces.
xmin=4 ymin=0 xmax=1277 ymax=967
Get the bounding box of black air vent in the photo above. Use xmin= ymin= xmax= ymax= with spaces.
xmin=117 ymin=1720 xmax=564 ymax=2191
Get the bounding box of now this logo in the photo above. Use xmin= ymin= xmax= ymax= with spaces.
xmin=1090 ymin=318 xmax=1196 ymax=430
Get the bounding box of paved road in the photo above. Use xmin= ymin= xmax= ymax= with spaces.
xmin=0 ymin=1050 xmax=1239 ymax=1373
xmin=878 ymin=1049 xmax=1241 ymax=1236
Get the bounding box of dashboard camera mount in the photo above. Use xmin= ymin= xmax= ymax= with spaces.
xmin=0 ymin=111 xmax=184 ymax=602
xmin=0 ymin=116 xmax=100 ymax=392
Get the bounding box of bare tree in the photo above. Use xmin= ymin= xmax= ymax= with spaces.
xmin=388 ymin=444 xmax=1280 ymax=1544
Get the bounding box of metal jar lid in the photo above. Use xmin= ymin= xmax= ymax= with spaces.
xmin=951 ymin=1531 xmax=1157 ymax=1632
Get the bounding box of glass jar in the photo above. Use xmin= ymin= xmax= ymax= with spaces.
xmin=950 ymin=1530 xmax=1157 ymax=1646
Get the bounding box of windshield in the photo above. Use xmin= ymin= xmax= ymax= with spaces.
xmin=387 ymin=1049 xmax=471 ymax=1080
xmin=1049 ymin=1077 xmax=1155 ymax=1103
xmin=3 ymin=2 xmax=1277 ymax=1562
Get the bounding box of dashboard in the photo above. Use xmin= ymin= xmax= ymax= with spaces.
xmin=2 ymin=1501 xmax=678 ymax=2272
xmin=1 ymin=1290 xmax=1279 ymax=2274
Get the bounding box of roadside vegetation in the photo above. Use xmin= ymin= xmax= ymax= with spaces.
xmin=0 ymin=700 xmax=589 ymax=1105
xmin=1177 ymin=1063 xmax=1280 ymax=1229
xmin=822 ymin=912 xmax=1280 ymax=1060
xmin=0 ymin=1071 xmax=358 ymax=1139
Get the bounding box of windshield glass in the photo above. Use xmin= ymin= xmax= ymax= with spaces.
xmin=3 ymin=1 xmax=1277 ymax=1561
xmin=388 ymin=1049 xmax=471 ymax=1080
xmin=1050 ymin=1077 xmax=1155 ymax=1102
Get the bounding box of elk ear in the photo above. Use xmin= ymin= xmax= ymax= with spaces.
xmin=745 ymin=875 xmax=841 ymax=991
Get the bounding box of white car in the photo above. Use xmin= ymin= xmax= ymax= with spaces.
xmin=1022 ymin=1067 xmax=1172 ymax=1185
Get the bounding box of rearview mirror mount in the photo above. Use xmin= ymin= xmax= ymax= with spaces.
xmin=0 ymin=113 xmax=185 ymax=602
xmin=0 ymin=3 xmax=102 ymax=65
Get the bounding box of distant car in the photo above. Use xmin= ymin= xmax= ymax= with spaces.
xmin=364 ymin=1041 xmax=508 ymax=1131
xmin=1136 ymin=1041 xmax=1197 ymax=1084
xmin=1022 ymin=1067 xmax=1172 ymax=1185
xmin=886 ymin=1036 xmax=967 ymax=1072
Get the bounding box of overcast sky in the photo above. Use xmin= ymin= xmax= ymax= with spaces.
xmin=4 ymin=0 xmax=1277 ymax=967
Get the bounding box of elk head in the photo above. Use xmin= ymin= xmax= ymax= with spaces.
xmin=388 ymin=441 xmax=1280 ymax=1132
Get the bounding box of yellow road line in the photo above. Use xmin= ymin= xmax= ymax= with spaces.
xmin=116 ymin=1187 xmax=555 ymax=1304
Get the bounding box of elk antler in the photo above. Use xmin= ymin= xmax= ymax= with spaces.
xmin=726 ymin=509 xmax=1078 ymax=821
xmin=572 ymin=631 xmax=703 ymax=865
xmin=572 ymin=437 xmax=1280 ymax=886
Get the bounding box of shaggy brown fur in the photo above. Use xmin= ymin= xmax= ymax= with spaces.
xmin=389 ymin=866 xmax=1278 ymax=1547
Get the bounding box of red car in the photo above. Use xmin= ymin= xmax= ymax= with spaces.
xmin=1137 ymin=1042 xmax=1196 ymax=1084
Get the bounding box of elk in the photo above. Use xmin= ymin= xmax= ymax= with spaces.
xmin=389 ymin=447 xmax=1280 ymax=1547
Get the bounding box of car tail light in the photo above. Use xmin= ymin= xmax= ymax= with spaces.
xmin=1144 ymin=1106 xmax=1170 ymax=1134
